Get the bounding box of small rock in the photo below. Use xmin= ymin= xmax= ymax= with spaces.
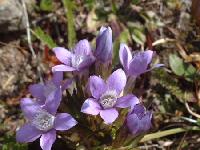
xmin=0 ymin=0 xmax=35 ymax=33
xmin=0 ymin=41 xmax=36 ymax=98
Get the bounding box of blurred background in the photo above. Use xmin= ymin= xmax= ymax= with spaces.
xmin=0 ymin=0 xmax=200 ymax=149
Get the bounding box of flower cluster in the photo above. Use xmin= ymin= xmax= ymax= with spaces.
xmin=16 ymin=26 xmax=162 ymax=149
xmin=16 ymin=72 xmax=77 ymax=150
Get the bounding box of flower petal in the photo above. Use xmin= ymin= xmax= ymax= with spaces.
xmin=81 ymin=98 xmax=101 ymax=115
xmin=132 ymin=104 xmax=146 ymax=116
xmin=62 ymin=78 xmax=74 ymax=91
xmin=100 ymin=108 xmax=119 ymax=124
xmin=52 ymin=71 xmax=63 ymax=87
xmin=107 ymin=69 xmax=127 ymax=94
xmin=127 ymin=113 xmax=140 ymax=135
xmin=40 ymin=129 xmax=56 ymax=150
xmin=52 ymin=65 xmax=76 ymax=72
xmin=16 ymin=124 xmax=42 ymax=143
xmin=89 ymin=76 xmax=107 ymax=99
xmin=28 ymin=84 xmax=45 ymax=103
xmin=74 ymin=39 xmax=92 ymax=55
xmin=99 ymin=26 xmax=107 ymax=34
xmin=54 ymin=113 xmax=77 ymax=131
xmin=128 ymin=50 xmax=153 ymax=76
xmin=20 ymin=98 xmax=42 ymax=120
xmin=44 ymin=88 xmax=62 ymax=115
xmin=77 ymin=55 xmax=95 ymax=71
xmin=141 ymin=111 xmax=152 ymax=131
xmin=119 ymin=43 xmax=132 ymax=71
xmin=53 ymin=47 xmax=72 ymax=65
xmin=115 ymin=94 xmax=139 ymax=108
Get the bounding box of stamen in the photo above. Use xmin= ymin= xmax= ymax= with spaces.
xmin=100 ymin=90 xmax=117 ymax=109
xmin=32 ymin=110 xmax=55 ymax=131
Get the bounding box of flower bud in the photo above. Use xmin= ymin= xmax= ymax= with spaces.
xmin=127 ymin=104 xmax=152 ymax=135
xmin=95 ymin=26 xmax=113 ymax=63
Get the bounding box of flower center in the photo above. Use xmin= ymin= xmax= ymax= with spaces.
xmin=43 ymin=81 xmax=57 ymax=98
xmin=71 ymin=55 xmax=85 ymax=68
xmin=32 ymin=110 xmax=55 ymax=131
xmin=100 ymin=90 xmax=117 ymax=109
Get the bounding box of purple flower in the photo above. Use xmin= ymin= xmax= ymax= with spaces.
xmin=95 ymin=26 xmax=113 ymax=63
xmin=81 ymin=69 xmax=139 ymax=124
xmin=119 ymin=43 xmax=163 ymax=77
xmin=28 ymin=72 xmax=72 ymax=107
xmin=16 ymin=98 xmax=77 ymax=150
xmin=52 ymin=39 xmax=95 ymax=72
xmin=126 ymin=104 xmax=152 ymax=135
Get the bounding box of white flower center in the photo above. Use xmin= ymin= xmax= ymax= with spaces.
xmin=32 ymin=110 xmax=55 ymax=131
xmin=71 ymin=55 xmax=85 ymax=68
xmin=100 ymin=90 xmax=117 ymax=109
xmin=43 ymin=81 xmax=57 ymax=97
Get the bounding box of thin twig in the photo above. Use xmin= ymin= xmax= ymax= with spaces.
xmin=185 ymin=102 xmax=200 ymax=119
xmin=2 ymin=75 xmax=15 ymax=89
xmin=175 ymin=42 xmax=188 ymax=60
xmin=21 ymin=0 xmax=36 ymax=58
xmin=20 ymin=0 xmax=43 ymax=82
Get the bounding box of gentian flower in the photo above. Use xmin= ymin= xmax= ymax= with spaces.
xmin=52 ymin=39 xmax=95 ymax=72
xmin=95 ymin=26 xmax=112 ymax=63
xmin=81 ymin=69 xmax=139 ymax=124
xmin=119 ymin=43 xmax=163 ymax=77
xmin=28 ymin=72 xmax=72 ymax=106
xmin=16 ymin=98 xmax=77 ymax=150
xmin=126 ymin=104 xmax=152 ymax=135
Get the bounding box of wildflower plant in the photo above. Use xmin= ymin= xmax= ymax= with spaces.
xmin=81 ymin=69 xmax=139 ymax=124
xmin=16 ymin=26 xmax=163 ymax=149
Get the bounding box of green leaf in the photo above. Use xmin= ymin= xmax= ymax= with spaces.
xmin=32 ymin=27 xmax=56 ymax=49
xmin=85 ymin=0 xmax=95 ymax=10
xmin=184 ymin=64 xmax=197 ymax=81
xmin=111 ymin=2 xmax=117 ymax=14
xmin=132 ymin=0 xmax=140 ymax=5
xmin=169 ymin=54 xmax=185 ymax=76
xmin=2 ymin=134 xmax=28 ymax=150
xmin=152 ymin=69 xmax=195 ymax=103
xmin=169 ymin=53 xmax=197 ymax=81
xmin=62 ymin=0 xmax=76 ymax=49
xmin=40 ymin=0 xmax=54 ymax=12
xmin=131 ymin=28 xmax=146 ymax=45
xmin=197 ymin=119 xmax=200 ymax=126
xmin=2 ymin=143 xmax=28 ymax=150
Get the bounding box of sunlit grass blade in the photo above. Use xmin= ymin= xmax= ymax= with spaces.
xmin=140 ymin=126 xmax=200 ymax=142
xmin=62 ymin=0 xmax=76 ymax=49
xmin=32 ymin=27 xmax=56 ymax=49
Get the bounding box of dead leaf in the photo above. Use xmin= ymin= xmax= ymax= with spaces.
xmin=192 ymin=0 xmax=200 ymax=25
